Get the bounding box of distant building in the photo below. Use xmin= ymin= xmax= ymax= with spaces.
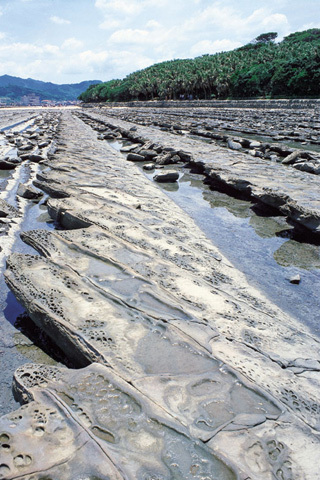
xmin=41 ymin=99 xmax=55 ymax=107
xmin=21 ymin=93 xmax=41 ymax=106
xmin=0 ymin=97 xmax=14 ymax=106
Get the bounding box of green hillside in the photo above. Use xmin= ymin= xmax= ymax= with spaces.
xmin=79 ymin=29 xmax=320 ymax=102
xmin=0 ymin=76 xmax=102 ymax=102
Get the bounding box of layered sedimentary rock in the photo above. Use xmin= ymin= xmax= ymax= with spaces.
xmin=1 ymin=111 xmax=320 ymax=479
xmin=79 ymin=108 xmax=320 ymax=233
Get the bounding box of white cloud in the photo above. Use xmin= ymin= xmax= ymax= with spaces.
xmin=109 ymin=28 xmax=150 ymax=44
xmin=50 ymin=16 xmax=71 ymax=25
xmin=300 ymin=22 xmax=320 ymax=31
xmin=95 ymin=0 xmax=170 ymax=14
xmin=0 ymin=42 xmax=44 ymax=56
xmin=43 ymin=44 xmax=60 ymax=55
xmin=190 ymin=39 xmax=243 ymax=57
xmin=99 ymin=19 xmax=121 ymax=30
xmin=146 ymin=20 xmax=161 ymax=29
xmin=95 ymin=0 xmax=142 ymax=15
xmin=262 ymin=13 xmax=290 ymax=32
xmin=79 ymin=50 xmax=109 ymax=65
xmin=62 ymin=38 xmax=84 ymax=50
xmin=0 ymin=0 xmax=316 ymax=85
xmin=183 ymin=5 xmax=290 ymax=42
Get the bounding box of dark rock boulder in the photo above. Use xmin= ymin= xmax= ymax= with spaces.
xmin=17 ymin=183 xmax=44 ymax=200
xmin=0 ymin=157 xmax=21 ymax=170
xmin=153 ymin=170 xmax=179 ymax=183
xmin=127 ymin=153 xmax=145 ymax=162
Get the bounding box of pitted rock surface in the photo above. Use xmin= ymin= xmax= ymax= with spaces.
xmin=1 ymin=110 xmax=320 ymax=479
xmin=0 ymin=363 xmax=240 ymax=480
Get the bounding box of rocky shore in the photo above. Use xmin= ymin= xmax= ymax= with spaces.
xmin=78 ymin=107 xmax=320 ymax=234
xmin=0 ymin=106 xmax=319 ymax=479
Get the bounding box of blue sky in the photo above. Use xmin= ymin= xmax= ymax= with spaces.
xmin=0 ymin=0 xmax=319 ymax=84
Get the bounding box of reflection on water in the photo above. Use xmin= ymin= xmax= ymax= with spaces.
xmin=159 ymin=169 xmax=320 ymax=335
xmin=158 ymin=180 xmax=180 ymax=192
xmin=185 ymin=176 xmax=320 ymax=272
xmin=207 ymin=129 xmax=320 ymax=154
xmin=0 ymin=170 xmax=11 ymax=181
xmin=274 ymin=241 xmax=320 ymax=270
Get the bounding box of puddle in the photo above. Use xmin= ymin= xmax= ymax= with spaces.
xmin=14 ymin=197 xmax=56 ymax=254
xmin=189 ymin=129 xmax=320 ymax=153
xmin=0 ymin=186 xmax=69 ymax=416
xmin=108 ymin=139 xmax=132 ymax=151
xmin=163 ymin=170 xmax=320 ymax=336
xmin=0 ymin=170 xmax=11 ymax=182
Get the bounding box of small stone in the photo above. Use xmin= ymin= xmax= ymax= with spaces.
xmin=103 ymin=132 xmax=118 ymax=139
xmin=28 ymin=154 xmax=44 ymax=163
xmin=282 ymin=151 xmax=301 ymax=165
xmin=289 ymin=274 xmax=301 ymax=284
xmin=0 ymin=158 xmax=20 ymax=170
xmin=227 ymin=139 xmax=242 ymax=151
xmin=18 ymin=144 xmax=34 ymax=151
xmin=138 ymin=149 xmax=158 ymax=159
xmin=178 ymin=150 xmax=193 ymax=162
xmin=120 ymin=144 xmax=137 ymax=152
xmin=127 ymin=153 xmax=145 ymax=162
xmin=143 ymin=163 xmax=155 ymax=171
xmin=38 ymin=141 xmax=50 ymax=148
xmin=293 ymin=162 xmax=316 ymax=174
xmin=153 ymin=170 xmax=179 ymax=183
xmin=249 ymin=140 xmax=261 ymax=148
xmin=18 ymin=153 xmax=30 ymax=161
xmin=170 ymin=155 xmax=181 ymax=164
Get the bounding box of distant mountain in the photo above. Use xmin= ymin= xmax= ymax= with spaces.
xmin=0 ymin=75 xmax=102 ymax=101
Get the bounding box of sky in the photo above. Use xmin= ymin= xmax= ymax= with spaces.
xmin=0 ymin=0 xmax=319 ymax=85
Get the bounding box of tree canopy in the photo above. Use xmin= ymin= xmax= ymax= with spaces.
xmin=252 ymin=32 xmax=278 ymax=44
xmin=79 ymin=29 xmax=320 ymax=103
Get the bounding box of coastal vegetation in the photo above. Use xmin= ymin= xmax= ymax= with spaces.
xmin=79 ymin=29 xmax=320 ymax=102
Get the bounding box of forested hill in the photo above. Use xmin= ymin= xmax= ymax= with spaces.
xmin=79 ymin=29 xmax=320 ymax=103
xmin=0 ymin=76 xmax=102 ymax=101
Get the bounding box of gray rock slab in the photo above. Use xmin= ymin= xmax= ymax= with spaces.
xmin=5 ymin=252 xmax=283 ymax=443
xmin=0 ymin=363 xmax=238 ymax=480
xmin=0 ymin=199 xmax=19 ymax=218
xmin=2 ymin=110 xmax=319 ymax=478
xmin=86 ymin=110 xmax=320 ymax=233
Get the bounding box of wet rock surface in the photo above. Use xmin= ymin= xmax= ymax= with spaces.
xmin=0 ymin=107 xmax=319 ymax=479
xmin=77 ymin=106 xmax=320 ymax=235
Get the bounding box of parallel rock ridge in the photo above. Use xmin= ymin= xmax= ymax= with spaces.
xmin=77 ymin=105 xmax=320 ymax=233
xmin=1 ymin=110 xmax=319 ymax=479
